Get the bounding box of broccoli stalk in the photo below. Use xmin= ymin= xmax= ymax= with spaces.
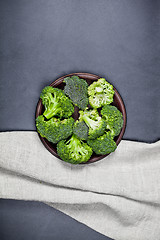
xmin=40 ymin=86 xmax=74 ymax=119
xmin=66 ymin=135 xmax=89 ymax=158
xmin=79 ymin=109 xmax=106 ymax=139
xmin=82 ymin=115 xmax=100 ymax=132
xmin=43 ymin=91 xmax=62 ymax=119
xmin=57 ymin=134 xmax=93 ymax=164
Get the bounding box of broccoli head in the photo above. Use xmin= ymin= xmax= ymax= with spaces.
xmin=101 ymin=105 xmax=123 ymax=137
xmin=79 ymin=109 xmax=106 ymax=139
xmin=57 ymin=134 xmax=93 ymax=164
xmin=63 ymin=76 xmax=88 ymax=110
xmin=73 ymin=120 xmax=89 ymax=140
xmin=40 ymin=86 xmax=74 ymax=119
xmin=87 ymin=131 xmax=117 ymax=155
xmin=88 ymin=78 xmax=114 ymax=108
xmin=36 ymin=115 xmax=74 ymax=144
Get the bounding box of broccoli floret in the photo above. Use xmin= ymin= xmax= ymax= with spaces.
xmin=87 ymin=131 xmax=117 ymax=155
xmin=40 ymin=86 xmax=74 ymax=119
xmin=64 ymin=76 xmax=88 ymax=110
xmin=101 ymin=105 xmax=123 ymax=137
xmin=73 ymin=120 xmax=89 ymax=140
xmin=88 ymin=78 xmax=114 ymax=108
xmin=57 ymin=134 xmax=93 ymax=164
xmin=36 ymin=115 xmax=74 ymax=144
xmin=79 ymin=109 xmax=106 ymax=139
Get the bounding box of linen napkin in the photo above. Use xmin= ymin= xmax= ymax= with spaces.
xmin=0 ymin=131 xmax=160 ymax=240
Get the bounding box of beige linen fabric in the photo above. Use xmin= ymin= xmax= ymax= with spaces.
xmin=0 ymin=131 xmax=160 ymax=240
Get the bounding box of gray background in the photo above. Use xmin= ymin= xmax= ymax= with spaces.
xmin=0 ymin=0 xmax=159 ymax=239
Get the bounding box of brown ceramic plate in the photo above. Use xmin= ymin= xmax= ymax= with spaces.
xmin=35 ymin=73 xmax=126 ymax=164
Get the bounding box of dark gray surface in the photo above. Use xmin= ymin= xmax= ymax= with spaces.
xmin=0 ymin=0 xmax=160 ymax=142
xmin=0 ymin=0 xmax=160 ymax=240
xmin=0 ymin=199 xmax=113 ymax=240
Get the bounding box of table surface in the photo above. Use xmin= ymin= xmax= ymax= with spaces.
xmin=0 ymin=0 xmax=159 ymax=239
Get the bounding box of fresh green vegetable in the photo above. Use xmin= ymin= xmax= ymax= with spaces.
xmin=73 ymin=120 xmax=89 ymax=140
xmin=87 ymin=131 xmax=117 ymax=155
xmin=101 ymin=105 xmax=123 ymax=137
xmin=79 ymin=109 xmax=106 ymax=139
xmin=40 ymin=86 xmax=74 ymax=119
xmin=88 ymin=78 xmax=114 ymax=108
xmin=37 ymin=76 xmax=124 ymax=164
xmin=36 ymin=115 xmax=74 ymax=144
xmin=57 ymin=134 xmax=93 ymax=164
xmin=64 ymin=76 xmax=88 ymax=110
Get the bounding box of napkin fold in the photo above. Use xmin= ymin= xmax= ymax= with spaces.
xmin=0 ymin=132 xmax=160 ymax=240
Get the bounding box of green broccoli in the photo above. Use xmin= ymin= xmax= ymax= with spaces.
xmin=73 ymin=120 xmax=89 ymax=140
xmin=79 ymin=109 xmax=106 ymax=139
xmin=63 ymin=76 xmax=88 ymax=110
xmin=57 ymin=134 xmax=93 ymax=164
xmin=101 ymin=105 xmax=123 ymax=137
xmin=87 ymin=131 xmax=117 ymax=155
xmin=88 ymin=78 xmax=114 ymax=108
xmin=36 ymin=115 xmax=74 ymax=144
xmin=40 ymin=86 xmax=74 ymax=119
